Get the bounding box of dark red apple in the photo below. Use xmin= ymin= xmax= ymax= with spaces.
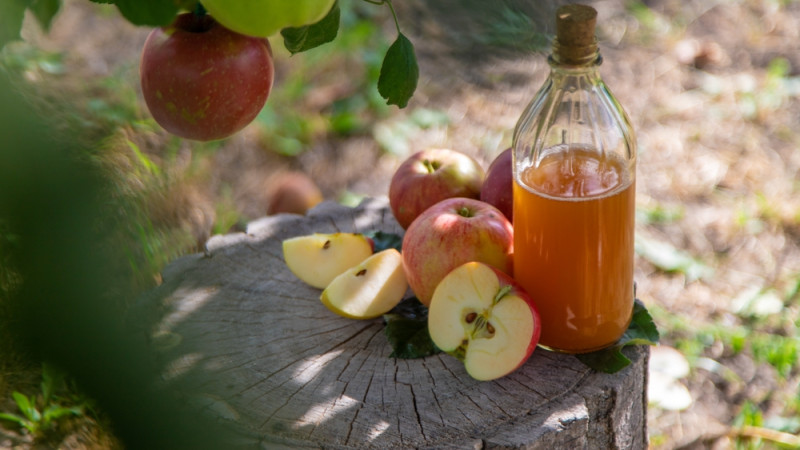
xmin=480 ymin=147 xmax=513 ymax=221
xmin=140 ymin=13 xmax=274 ymax=141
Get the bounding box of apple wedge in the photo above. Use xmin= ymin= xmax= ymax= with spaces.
xmin=321 ymin=249 xmax=408 ymax=319
xmin=428 ymin=262 xmax=541 ymax=381
xmin=282 ymin=233 xmax=373 ymax=289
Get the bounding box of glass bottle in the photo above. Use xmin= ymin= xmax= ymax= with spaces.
xmin=512 ymin=4 xmax=636 ymax=353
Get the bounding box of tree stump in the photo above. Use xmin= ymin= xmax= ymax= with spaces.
xmin=143 ymin=197 xmax=649 ymax=449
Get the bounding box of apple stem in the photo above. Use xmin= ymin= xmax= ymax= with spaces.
xmin=457 ymin=206 xmax=473 ymax=218
xmin=422 ymin=159 xmax=441 ymax=174
xmin=193 ymin=2 xmax=207 ymax=17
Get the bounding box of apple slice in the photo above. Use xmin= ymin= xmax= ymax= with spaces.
xmin=320 ymin=249 xmax=408 ymax=319
xmin=282 ymin=233 xmax=373 ymax=289
xmin=428 ymin=262 xmax=541 ymax=381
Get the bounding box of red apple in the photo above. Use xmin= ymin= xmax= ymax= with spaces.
xmin=140 ymin=13 xmax=274 ymax=141
xmin=480 ymin=147 xmax=513 ymax=221
xmin=401 ymin=197 xmax=513 ymax=306
xmin=389 ymin=148 xmax=484 ymax=229
xmin=428 ymin=261 xmax=541 ymax=381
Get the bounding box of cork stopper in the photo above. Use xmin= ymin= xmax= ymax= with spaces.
xmin=552 ymin=4 xmax=598 ymax=65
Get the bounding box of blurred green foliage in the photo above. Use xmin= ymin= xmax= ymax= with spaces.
xmin=0 ymin=67 xmax=240 ymax=448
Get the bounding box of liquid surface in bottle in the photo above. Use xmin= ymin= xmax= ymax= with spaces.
xmin=513 ymin=148 xmax=634 ymax=353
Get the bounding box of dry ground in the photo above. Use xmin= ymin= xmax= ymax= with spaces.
xmin=2 ymin=0 xmax=800 ymax=448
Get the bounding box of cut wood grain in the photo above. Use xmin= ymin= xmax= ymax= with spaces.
xmin=142 ymin=197 xmax=649 ymax=449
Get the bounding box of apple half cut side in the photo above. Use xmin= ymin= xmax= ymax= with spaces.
xmin=428 ymin=262 xmax=541 ymax=381
xmin=282 ymin=233 xmax=374 ymax=289
xmin=321 ymin=249 xmax=408 ymax=319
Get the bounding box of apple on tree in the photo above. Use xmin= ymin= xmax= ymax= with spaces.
xmin=389 ymin=148 xmax=485 ymax=229
xmin=201 ymin=0 xmax=336 ymax=38
xmin=321 ymin=249 xmax=408 ymax=319
xmin=140 ymin=13 xmax=274 ymax=141
xmin=480 ymin=147 xmax=513 ymax=221
xmin=401 ymin=197 xmax=513 ymax=306
xmin=428 ymin=261 xmax=541 ymax=381
xmin=282 ymin=232 xmax=373 ymax=289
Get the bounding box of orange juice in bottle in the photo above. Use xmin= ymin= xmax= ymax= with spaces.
xmin=512 ymin=5 xmax=637 ymax=353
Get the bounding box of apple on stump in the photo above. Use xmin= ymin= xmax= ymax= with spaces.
xmin=282 ymin=233 xmax=374 ymax=289
xmin=401 ymin=197 xmax=513 ymax=306
xmin=320 ymin=249 xmax=408 ymax=320
xmin=428 ymin=261 xmax=541 ymax=381
xmin=480 ymin=147 xmax=513 ymax=222
xmin=389 ymin=148 xmax=485 ymax=229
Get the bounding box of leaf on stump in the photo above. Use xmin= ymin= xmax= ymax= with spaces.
xmin=384 ymin=297 xmax=441 ymax=359
xmin=576 ymin=299 xmax=660 ymax=374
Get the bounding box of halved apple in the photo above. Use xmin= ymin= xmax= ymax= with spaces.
xmin=282 ymin=233 xmax=373 ymax=289
xmin=320 ymin=249 xmax=408 ymax=319
xmin=428 ymin=262 xmax=541 ymax=381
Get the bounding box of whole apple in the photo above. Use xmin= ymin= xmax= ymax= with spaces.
xmin=401 ymin=197 xmax=513 ymax=306
xmin=201 ymin=0 xmax=336 ymax=38
xmin=389 ymin=148 xmax=484 ymax=229
xmin=480 ymin=147 xmax=513 ymax=221
xmin=267 ymin=172 xmax=323 ymax=215
xmin=140 ymin=13 xmax=274 ymax=141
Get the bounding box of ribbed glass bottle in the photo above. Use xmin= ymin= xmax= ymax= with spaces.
xmin=512 ymin=4 xmax=637 ymax=353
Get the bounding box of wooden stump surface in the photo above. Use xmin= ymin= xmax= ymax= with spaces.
xmin=142 ymin=197 xmax=649 ymax=449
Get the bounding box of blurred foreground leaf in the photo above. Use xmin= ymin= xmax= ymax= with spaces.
xmin=0 ymin=70 xmax=240 ymax=448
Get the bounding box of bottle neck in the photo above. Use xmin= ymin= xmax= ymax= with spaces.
xmin=548 ymin=37 xmax=602 ymax=68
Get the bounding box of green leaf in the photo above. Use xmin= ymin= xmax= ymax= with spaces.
xmin=377 ymin=33 xmax=418 ymax=108
xmin=0 ymin=0 xmax=32 ymax=50
xmin=12 ymin=391 xmax=40 ymax=422
xmin=576 ymin=299 xmax=660 ymax=374
xmin=29 ymin=0 xmax=61 ymax=32
xmin=0 ymin=412 xmax=28 ymax=427
xmin=112 ymin=0 xmax=178 ymax=27
xmin=42 ymin=404 xmax=82 ymax=424
xmin=384 ymin=297 xmax=441 ymax=359
xmin=363 ymin=230 xmax=402 ymax=252
xmin=281 ymin=1 xmax=340 ymax=54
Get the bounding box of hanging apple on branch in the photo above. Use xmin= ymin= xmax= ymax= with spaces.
xmin=3 ymin=0 xmax=419 ymax=141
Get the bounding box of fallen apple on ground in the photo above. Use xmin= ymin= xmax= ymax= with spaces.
xmin=267 ymin=172 xmax=323 ymax=215
xmin=401 ymin=197 xmax=513 ymax=306
xmin=428 ymin=262 xmax=541 ymax=381
xmin=282 ymin=233 xmax=373 ymax=289
xmin=389 ymin=148 xmax=485 ymax=229
xmin=321 ymin=249 xmax=408 ymax=319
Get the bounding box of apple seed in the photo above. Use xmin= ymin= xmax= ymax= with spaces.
xmin=323 ymin=239 xmax=331 ymax=249
xmin=356 ymin=268 xmax=367 ymax=276
xmin=465 ymin=312 xmax=477 ymax=323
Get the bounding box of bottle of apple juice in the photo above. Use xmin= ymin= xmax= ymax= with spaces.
xmin=512 ymin=4 xmax=636 ymax=353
